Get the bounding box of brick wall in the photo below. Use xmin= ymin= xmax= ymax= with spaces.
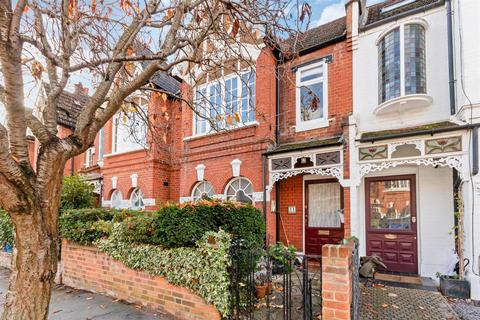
xmin=321 ymin=242 xmax=354 ymax=320
xmin=61 ymin=240 xmax=220 ymax=320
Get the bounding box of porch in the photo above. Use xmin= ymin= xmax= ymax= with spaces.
xmin=350 ymin=128 xmax=468 ymax=279
xmin=264 ymin=137 xmax=349 ymax=255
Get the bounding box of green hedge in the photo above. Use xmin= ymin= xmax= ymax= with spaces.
xmin=151 ymin=202 xmax=265 ymax=249
xmin=59 ymin=208 xmax=132 ymax=245
xmin=96 ymin=226 xmax=231 ymax=316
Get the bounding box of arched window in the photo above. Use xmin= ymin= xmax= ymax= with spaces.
xmin=225 ymin=177 xmax=254 ymax=204
xmin=112 ymin=96 xmax=148 ymax=154
xmin=191 ymin=181 xmax=215 ymax=201
xmin=111 ymin=190 xmax=123 ymax=209
xmin=130 ymin=188 xmax=145 ymax=210
xmin=378 ymin=23 xmax=426 ymax=103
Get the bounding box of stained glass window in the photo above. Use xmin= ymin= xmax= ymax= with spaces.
xmin=378 ymin=24 xmax=426 ymax=104
xmin=404 ymin=24 xmax=426 ymax=95
xmin=378 ymin=28 xmax=401 ymax=103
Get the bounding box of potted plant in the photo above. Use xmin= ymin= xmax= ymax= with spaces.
xmin=437 ymin=192 xmax=470 ymax=299
xmin=438 ymin=272 xmax=471 ymax=299
xmin=256 ymin=255 xmax=273 ymax=295
xmin=254 ymin=272 xmax=268 ymax=299
xmin=268 ymin=242 xmax=296 ymax=275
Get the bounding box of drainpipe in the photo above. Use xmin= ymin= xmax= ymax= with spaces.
xmin=473 ymin=127 xmax=479 ymax=175
xmin=446 ymin=0 xmax=456 ymax=116
xmin=262 ymin=155 xmax=267 ymax=223
xmin=275 ymin=57 xmax=281 ymax=243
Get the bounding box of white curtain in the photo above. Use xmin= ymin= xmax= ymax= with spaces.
xmin=308 ymin=183 xmax=341 ymax=228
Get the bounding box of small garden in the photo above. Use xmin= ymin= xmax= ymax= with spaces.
xmin=0 ymin=195 xmax=265 ymax=317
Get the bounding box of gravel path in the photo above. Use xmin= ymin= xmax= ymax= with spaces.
xmin=451 ymin=300 xmax=480 ymax=320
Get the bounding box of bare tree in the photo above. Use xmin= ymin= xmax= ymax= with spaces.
xmin=0 ymin=0 xmax=310 ymax=318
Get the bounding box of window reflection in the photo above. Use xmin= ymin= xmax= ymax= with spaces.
xmin=369 ymin=179 xmax=411 ymax=230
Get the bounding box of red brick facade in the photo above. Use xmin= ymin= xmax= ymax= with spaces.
xmin=53 ymin=2 xmax=355 ymax=255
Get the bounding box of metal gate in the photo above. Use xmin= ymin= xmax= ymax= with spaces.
xmin=228 ymin=243 xmax=322 ymax=320
xmin=351 ymin=243 xmax=360 ymax=320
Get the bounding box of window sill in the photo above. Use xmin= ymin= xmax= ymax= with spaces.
xmin=374 ymin=94 xmax=433 ymax=115
xmin=184 ymin=121 xmax=259 ymax=141
xmin=294 ymin=119 xmax=329 ymax=133
xmin=103 ymin=148 xmax=147 ymax=158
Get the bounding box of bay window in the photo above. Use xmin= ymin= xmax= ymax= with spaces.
xmin=194 ymin=69 xmax=256 ymax=136
xmin=378 ymin=23 xmax=426 ymax=104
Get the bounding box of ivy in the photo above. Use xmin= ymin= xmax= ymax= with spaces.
xmin=95 ymin=226 xmax=232 ymax=316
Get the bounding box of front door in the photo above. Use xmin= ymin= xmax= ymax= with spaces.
xmin=365 ymin=175 xmax=418 ymax=274
xmin=305 ymin=180 xmax=344 ymax=255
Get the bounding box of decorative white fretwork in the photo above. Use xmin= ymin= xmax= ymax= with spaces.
xmin=267 ymin=166 xmax=343 ymax=193
xmin=387 ymin=140 xmax=424 ymax=158
xmin=359 ymin=156 xmax=462 ymax=178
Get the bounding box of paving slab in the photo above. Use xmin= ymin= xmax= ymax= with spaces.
xmin=451 ymin=300 xmax=480 ymax=320
xmin=0 ymin=268 xmax=174 ymax=319
xmin=360 ymin=283 xmax=459 ymax=320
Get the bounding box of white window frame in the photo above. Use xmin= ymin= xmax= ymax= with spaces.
xmin=191 ymin=181 xmax=215 ymax=201
xmin=193 ymin=67 xmax=256 ymax=137
xmin=130 ymin=187 xmax=145 ymax=210
xmin=295 ymin=60 xmax=329 ymax=132
xmin=112 ymin=96 xmax=148 ymax=154
xmin=224 ymin=177 xmax=254 ymax=204
xmin=376 ymin=20 xmax=428 ymax=104
xmin=85 ymin=147 xmax=95 ymax=167
xmin=111 ymin=190 xmax=123 ymax=209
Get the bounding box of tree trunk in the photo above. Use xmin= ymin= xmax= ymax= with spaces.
xmin=1 ymin=210 xmax=59 ymax=320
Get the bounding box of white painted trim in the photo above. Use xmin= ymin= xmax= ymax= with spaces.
xmin=375 ymin=18 xmax=430 ymax=46
xmin=184 ymin=121 xmax=260 ymax=141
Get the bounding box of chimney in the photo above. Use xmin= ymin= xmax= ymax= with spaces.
xmin=74 ymin=82 xmax=88 ymax=95
xmin=345 ymin=0 xmax=360 ymax=51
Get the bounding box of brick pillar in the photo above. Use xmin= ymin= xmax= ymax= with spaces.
xmin=322 ymin=243 xmax=354 ymax=320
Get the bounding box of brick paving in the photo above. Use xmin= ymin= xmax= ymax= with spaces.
xmin=360 ymin=283 xmax=459 ymax=320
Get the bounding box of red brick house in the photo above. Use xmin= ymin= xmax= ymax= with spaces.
xmin=264 ymin=3 xmax=354 ymax=253
xmin=53 ymin=3 xmax=355 ymax=256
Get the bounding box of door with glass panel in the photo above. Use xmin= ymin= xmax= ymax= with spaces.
xmin=305 ymin=180 xmax=344 ymax=255
xmin=365 ymin=175 xmax=418 ymax=274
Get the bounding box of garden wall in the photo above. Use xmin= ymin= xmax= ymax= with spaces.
xmin=61 ymin=240 xmax=221 ymax=320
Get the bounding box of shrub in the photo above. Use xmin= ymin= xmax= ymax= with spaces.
xmin=96 ymin=226 xmax=232 ymax=316
xmin=151 ymin=202 xmax=265 ymax=249
xmin=0 ymin=210 xmax=13 ymax=247
xmin=61 ymin=174 xmax=96 ymax=211
xmin=59 ymin=208 xmax=125 ymax=245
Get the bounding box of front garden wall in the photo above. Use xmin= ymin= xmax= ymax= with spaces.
xmin=61 ymin=240 xmax=221 ymax=320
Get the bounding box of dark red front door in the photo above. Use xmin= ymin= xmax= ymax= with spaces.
xmin=365 ymin=175 xmax=418 ymax=274
xmin=305 ymin=180 xmax=344 ymax=255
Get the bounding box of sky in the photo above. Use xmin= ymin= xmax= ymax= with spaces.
xmin=311 ymin=0 xmax=385 ymax=26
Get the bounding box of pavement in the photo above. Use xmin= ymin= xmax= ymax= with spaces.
xmin=451 ymin=300 xmax=480 ymax=320
xmin=360 ymin=283 xmax=460 ymax=319
xmin=0 ymin=268 xmax=175 ymax=320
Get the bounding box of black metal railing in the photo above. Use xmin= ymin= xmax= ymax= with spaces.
xmin=351 ymin=243 xmax=360 ymax=320
xmin=228 ymin=243 xmax=322 ymax=320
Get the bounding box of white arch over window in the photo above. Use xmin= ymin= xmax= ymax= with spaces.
xmin=191 ymin=181 xmax=215 ymax=201
xmin=130 ymin=188 xmax=145 ymax=210
xmin=111 ymin=190 xmax=123 ymax=209
xmin=225 ymin=177 xmax=254 ymax=204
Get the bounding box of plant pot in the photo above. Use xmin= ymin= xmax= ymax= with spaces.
xmin=255 ymin=284 xmax=267 ymax=299
xmin=266 ymin=282 xmax=273 ymax=295
xmin=440 ymin=276 xmax=470 ymax=299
